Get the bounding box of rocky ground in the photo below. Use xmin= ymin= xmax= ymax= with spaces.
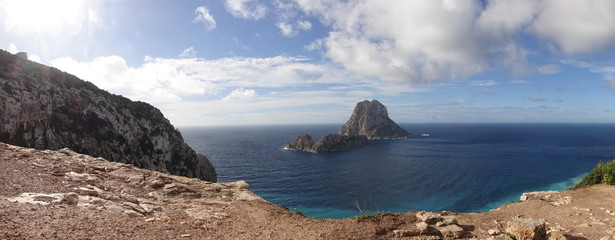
xmin=1 ymin=142 xmax=614 ymax=240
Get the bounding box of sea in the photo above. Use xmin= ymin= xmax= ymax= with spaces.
xmin=180 ymin=123 xmax=615 ymax=219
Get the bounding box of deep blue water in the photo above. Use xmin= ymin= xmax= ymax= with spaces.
xmin=181 ymin=123 xmax=615 ymax=219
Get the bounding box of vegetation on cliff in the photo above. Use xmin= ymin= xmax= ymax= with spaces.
xmin=573 ymin=159 xmax=615 ymax=189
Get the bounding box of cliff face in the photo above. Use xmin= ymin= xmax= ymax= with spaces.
xmin=339 ymin=100 xmax=410 ymax=139
xmin=0 ymin=50 xmax=216 ymax=182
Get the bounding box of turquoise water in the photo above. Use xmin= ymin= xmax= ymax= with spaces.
xmin=181 ymin=123 xmax=615 ymax=219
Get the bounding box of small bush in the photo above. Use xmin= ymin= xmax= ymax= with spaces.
xmin=352 ymin=212 xmax=391 ymax=222
xmin=292 ymin=209 xmax=305 ymax=217
xmin=573 ymin=159 xmax=615 ymax=189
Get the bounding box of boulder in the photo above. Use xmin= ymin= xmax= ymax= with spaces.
xmin=339 ymin=100 xmax=410 ymax=139
xmin=506 ymin=217 xmax=546 ymax=240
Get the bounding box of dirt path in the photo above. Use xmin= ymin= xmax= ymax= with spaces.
xmin=0 ymin=142 xmax=613 ymax=239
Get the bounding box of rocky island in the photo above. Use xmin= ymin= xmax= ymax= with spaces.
xmin=285 ymin=99 xmax=409 ymax=152
xmin=0 ymin=50 xmax=216 ymax=182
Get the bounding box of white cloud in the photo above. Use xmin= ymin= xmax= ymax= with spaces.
xmin=49 ymin=54 xmax=389 ymax=105
xmin=563 ymin=59 xmax=615 ymax=90
xmin=179 ymin=47 xmax=198 ymax=58
xmin=224 ymin=0 xmax=267 ymax=20
xmin=223 ymin=88 xmax=256 ymax=100
xmin=297 ymin=20 xmax=312 ymax=31
xmin=532 ymin=0 xmax=615 ymax=54
xmin=471 ymin=80 xmax=497 ymax=87
xmin=286 ymin=0 xmax=615 ymax=86
xmin=510 ymin=80 xmax=527 ymax=85
xmin=193 ymin=6 xmax=216 ymax=30
xmin=8 ymin=43 xmax=18 ymax=54
xmin=276 ymin=21 xmax=295 ymax=36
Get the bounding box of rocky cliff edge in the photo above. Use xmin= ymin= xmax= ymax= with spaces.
xmin=0 ymin=50 xmax=216 ymax=182
xmin=1 ymin=142 xmax=614 ymax=240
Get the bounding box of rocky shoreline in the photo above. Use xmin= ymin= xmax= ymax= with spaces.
xmin=2 ymin=142 xmax=614 ymax=240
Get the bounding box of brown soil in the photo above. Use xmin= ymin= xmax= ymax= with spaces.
xmin=0 ymin=142 xmax=613 ymax=240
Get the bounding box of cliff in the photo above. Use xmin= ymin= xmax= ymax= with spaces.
xmin=285 ymin=133 xmax=368 ymax=152
xmin=0 ymin=50 xmax=216 ymax=182
xmin=339 ymin=100 xmax=410 ymax=139
xmin=1 ymin=142 xmax=612 ymax=240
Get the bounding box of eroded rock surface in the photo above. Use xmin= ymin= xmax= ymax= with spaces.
xmin=339 ymin=100 xmax=410 ymax=139
xmin=285 ymin=99 xmax=408 ymax=152
xmin=0 ymin=50 xmax=216 ymax=182
xmin=285 ymin=133 xmax=368 ymax=152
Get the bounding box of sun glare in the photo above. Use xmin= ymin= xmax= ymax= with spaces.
xmin=4 ymin=0 xmax=86 ymax=36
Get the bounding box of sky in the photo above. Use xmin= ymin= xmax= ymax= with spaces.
xmin=1 ymin=0 xmax=615 ymax=126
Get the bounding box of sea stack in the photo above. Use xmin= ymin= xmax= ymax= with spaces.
xmin=285 ymin=99 xmax=409 ymax=152
xmin=339 ymin=100 xmax=410 ymax=139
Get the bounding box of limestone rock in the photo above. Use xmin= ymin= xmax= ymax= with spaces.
xmin=63 ymin=192 xmax=79 ymax=205
xmin=436 ymin=224 xmax=466 ymax=238
xmin=311 ymin=134 xmax=368 ymax=152
xmin=284 ymin=134 xmax=315 ymax=151
xmin=284 ymin=133 xmax=368 ymax=152
xmin=416 ymin=211 xmax=444 ymax=224
xmin=338 ymin=100 xmax=410 ymax=139
xmin=506 ymin=217 xmax=546 ymax=240
xmin=546 ymin=231 xmax=567 ymax=240
xmin=0 ymin=50 xmax=216 ymax=182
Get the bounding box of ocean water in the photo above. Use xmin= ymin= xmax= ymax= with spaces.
xmin=181 ymin=123 xmax=615 ymax=219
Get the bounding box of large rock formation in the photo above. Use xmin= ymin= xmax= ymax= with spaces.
xmin=339 ymin=100 xmax=410 ymax=139
xmin=285 ymin=99 xmax=408 ymax=152
xmin=0 ymin=49 xmax=216 ymax=182
xmin=284 ymin=133 xmax=368 ymax=152
xmin=284 ymin=134 xmax=315 ymax=152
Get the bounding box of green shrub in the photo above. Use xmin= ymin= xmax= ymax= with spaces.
xmin=573 ymin=159 xmax=615 ymax=189
xmin=291 ymin=209 xmax=305 ymax=217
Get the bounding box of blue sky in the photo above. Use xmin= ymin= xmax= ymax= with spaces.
xmin=1 ymin=0 xmax=614 ymax=126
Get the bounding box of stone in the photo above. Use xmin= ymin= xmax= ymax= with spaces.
xmin=0 ymin=49 xmax=216 ymax=182
xmin=338 ymin=100 xmax=410 ymax=139
xmin=227 ymin=180 xmax=249 ymax=190
xmin=506 ymin=217 xmax=546 ymax=240
xmin=436 ymin=224 xmax=466 ymax=238
xmin=415 ymin=222 xmax=441 ymax=236
xmin=442 ymin=215 xmax=458 ymax=225
xmin=416 ymin=211 xmax=443 ymax=224
xmin=62 ymin=193 xmax=79 ymax=205
xmin=546 ymin=231 xmax=567 ymax=240
xmin=488 ymin=229 xmax=501 ymax=235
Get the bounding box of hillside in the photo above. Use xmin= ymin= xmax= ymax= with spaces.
xmin=1 ymin=142 xmax=614 ymax=240
xmin=0 ymin=50 xmax=216 ymax=182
